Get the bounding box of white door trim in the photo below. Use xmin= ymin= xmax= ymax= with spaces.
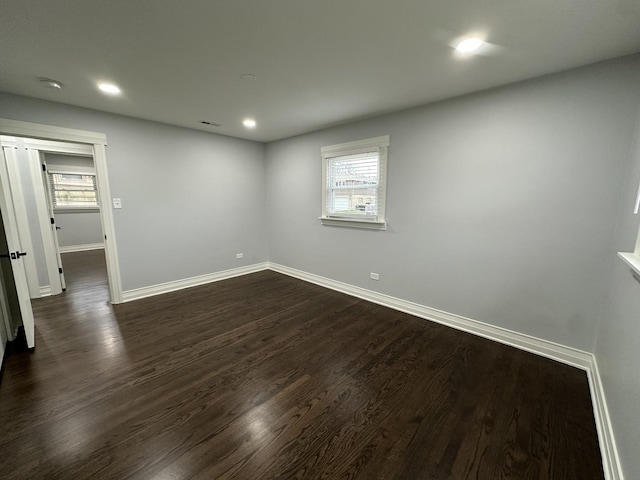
xmin=93 ymin=144 xmax=123 ymax=303
xmin=0 ymin=118 xmax=123 ymax=304
xmin=0 ymin=119 xmax=106 ymax=145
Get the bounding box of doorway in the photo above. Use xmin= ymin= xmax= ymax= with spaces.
xmin=39 ymin=148 xmax=106 ymax=295
xmin=0 ymin=118 xmax=122 ymax=350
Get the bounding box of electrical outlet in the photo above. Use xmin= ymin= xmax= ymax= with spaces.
xmin=112 ymin=198 xmax=122 ymax=209
xmin=236 ymin=253 xmax=244 ymax=259
xmin=370 ymin=272 xmax=379 ymax=281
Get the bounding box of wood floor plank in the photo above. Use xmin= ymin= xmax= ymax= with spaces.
xmin=0 ymin=250 xmax=604 ymax=479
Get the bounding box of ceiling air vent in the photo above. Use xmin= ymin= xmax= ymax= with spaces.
xmin=199 ymin=120 xmax=221 ymax=127
xmin=38 ymin=77 xmax=63 ymax=89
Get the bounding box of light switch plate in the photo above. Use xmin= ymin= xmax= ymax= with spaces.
xmin=112 ymin=198 xmax=122 ymax=209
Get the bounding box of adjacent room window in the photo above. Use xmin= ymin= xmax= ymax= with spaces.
xmin=49 ymin=171 xmax=99 ymax=209
xmin=320 ymin=135 xmax=389 ymax=229
xmin=617 ymin=178 xmax=640 ymax=279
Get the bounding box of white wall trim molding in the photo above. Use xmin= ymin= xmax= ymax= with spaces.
xmin=59 ymin=243 xmax=105 ymax=254
xmin=39 ymin=286 xmax=51 ymax=297
xmin=586 ymin=357 xmax=625 ymax=480
xmin=0 ymin=118 xmax=106 ymax=145
xmin=267 ymin=262 xmax=623 ymax=480
xmin=122 ymin=262 xmax=269 ymax=303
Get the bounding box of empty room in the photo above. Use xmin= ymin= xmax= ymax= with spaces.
xmin=0 ymin=1 xmax=639 ymax=479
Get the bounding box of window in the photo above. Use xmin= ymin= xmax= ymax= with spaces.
xmin=49 ymin=171 xmax=99 ymax=209
xmin=618 ymin=178 xmax=640 ymax=278
xmin=321 ymin=136 xmax=389 ymax=229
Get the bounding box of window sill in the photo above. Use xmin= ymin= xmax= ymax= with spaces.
xmin=54 ymin=207 xmax=100 ymax=214
xmin=618 ymin=252 xmax=640 ymax=279
xmin=319 ymin=217 xmax=386 ymax=230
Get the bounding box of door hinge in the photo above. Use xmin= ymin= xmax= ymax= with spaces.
xmin=58 ymin=267 xmax=63 ymax=274
xmin=42 ymin=164 xmax=46 ymax=172
xmin=50 ymin=217 xmax=55 ymax=225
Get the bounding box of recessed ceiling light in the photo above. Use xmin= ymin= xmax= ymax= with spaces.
xmin=455 ymin=37 xmax=484 ymax=53
xmin=243 ymin=119 xmax=256 ymax=128
xmin=38 ymin=77 xmax=63 ymax=89
xmin=98 ymin=82 xmax=121 ymax=95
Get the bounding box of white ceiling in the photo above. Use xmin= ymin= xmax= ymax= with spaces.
xmin=1 ymin=0 xmax=640 ymax=143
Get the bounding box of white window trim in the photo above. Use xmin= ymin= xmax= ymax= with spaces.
xmin=618 ymin=178 xmax=640 ymax=279
xmin=618 ymin=252 xmax=640 ymax=279
xmin=320 ymin=135 xmax=389 ymax=230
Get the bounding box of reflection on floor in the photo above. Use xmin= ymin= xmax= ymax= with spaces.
xmin=60 ymin=248 xmax=109 ymax=295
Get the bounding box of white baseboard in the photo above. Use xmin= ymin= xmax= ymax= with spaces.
xmin=39 ymin=285 xmax=51 ymax=297
xmin=267 ymin=262 xmax=623 ymax=480
xmin=586 ymin=357 xmax=625 ymax=480
xmin=121 ymin=262 xmax=269 ymax=303
xmin=268 ymin=263 xmax=591 ymax=368
xmin=59 ymin=243 xmax=105 ymax=253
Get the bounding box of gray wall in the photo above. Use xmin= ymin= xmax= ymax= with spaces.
xmin=265 ymin=55 xmax=640 ymax=352
xmin=594 ymin=102 xmax=640 ymax=478
xmin=0 ymin=93 xmax=268 ymax=291
xmin=55 ymin=212 xmax=103 ymax=248
xmin=45 ymin=154 xmax=104 ymax=248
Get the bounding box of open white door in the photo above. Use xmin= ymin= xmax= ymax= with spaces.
xmin=40 ymin=156 xmax=66 ymax=291
xmin=0 ymin=148 xmax=35 ymax=348
xmin=0 ymin=146 xmax=41 ymax=298
xmin=27 ymin=149 xmax=63 ymax=295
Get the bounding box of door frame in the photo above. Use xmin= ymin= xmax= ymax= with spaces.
xmin=0 ymin=118 xmax=123 ymax=304
xmin=27 ymin=140 xmax=98 ymax=294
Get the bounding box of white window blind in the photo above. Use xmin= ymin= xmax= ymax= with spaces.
xmin=326 ymin=151 xmax=380 ymax=219
xmin=321 ymin=135 xmax=389 ymax=229
xmin=49 ymin=171 xmax=99 ymax=208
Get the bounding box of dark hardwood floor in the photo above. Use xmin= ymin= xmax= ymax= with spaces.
xmin=0 ymin=251 xmax=604 ymax=479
